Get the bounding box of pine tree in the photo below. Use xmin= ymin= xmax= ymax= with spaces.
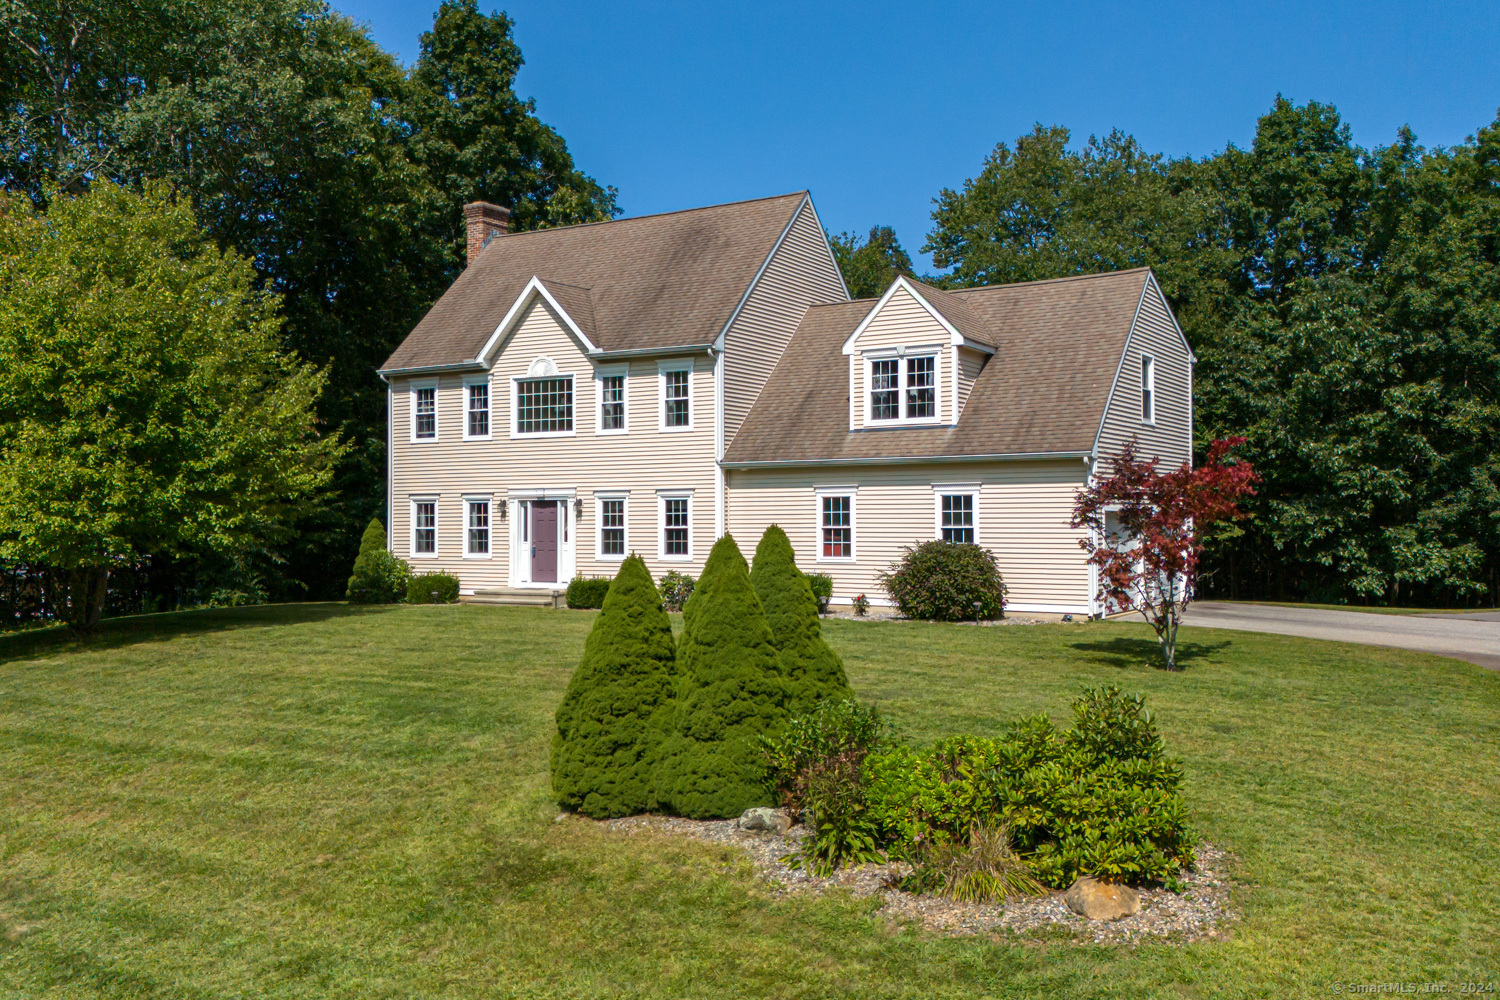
xmin=552 ymin=555 xmax=677 ymax=818
xmin=345 ymin=518 xmax=407 ymax=603
xmin=655 ymin=534 xmax=789 ymax=818
xmin=751 ymin=525 xmax=852 ymax=713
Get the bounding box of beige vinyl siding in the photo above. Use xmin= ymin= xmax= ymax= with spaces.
xmin=1095 ymin=277 xmax=1193 ymax=469
xmin=956 ymin=346 xmax=988 ymax=418
xmin=850 ymin=286 xmax=953 ymax=429
xmin=389 ymin=297 xmax=718 ymax=591
xmin=722 ymin=201 xmax=847 ymax=449
xmin=725 ymin=460 xmax=1092 ymax=612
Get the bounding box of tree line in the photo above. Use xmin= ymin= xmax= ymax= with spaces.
xmin=838 ymin=99 xmax=1500 ymax=607
xmin=2 ymin=0 xmax=1494 ymax=612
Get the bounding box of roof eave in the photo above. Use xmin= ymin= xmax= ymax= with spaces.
xmin=721 ymin=450 xmax=1093 ymax=470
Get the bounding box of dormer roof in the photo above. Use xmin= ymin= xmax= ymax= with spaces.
xmin=381 ymin=192 xmax=812 ymax=373
xmin=725 ymin=268 xmax=1159 ymax=466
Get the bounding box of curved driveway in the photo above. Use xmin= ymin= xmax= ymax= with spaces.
xmin=1181 ymin=601 xmax=1500 ymax=671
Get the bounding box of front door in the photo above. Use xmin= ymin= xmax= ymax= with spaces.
xmin=531 ymin=501 xmax=559 ymax=583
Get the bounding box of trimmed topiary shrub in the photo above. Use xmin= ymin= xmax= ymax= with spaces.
xmin=406 ymin=571 xmax=459 ymax=604
xmin=879 ymin=541 xmax=1006 ymax=621
xmin=345 ymin=518 xmax=410 ymax=603
xmin=805 ymin=573 xmax=833 ymax=614
xmin=552 ymin=555 xmax=678 ymax=818
xmin=566 ymin=576 xmax=612 ymax=609
xmin=654 ymin=534 xmax=789 ymax=818
xmin=750 ymin=525 xmax=852 ymax=713
xmin=658 ymin=570 xmax=694 ymax=612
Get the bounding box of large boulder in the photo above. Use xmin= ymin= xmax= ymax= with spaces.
xmin=1064 ymin=876 xmax=1141 ymax=921
xmin=551 ymin=554 xmax=678 ymax=818
xmin=750 ymin=524 xmax=852 ymax=713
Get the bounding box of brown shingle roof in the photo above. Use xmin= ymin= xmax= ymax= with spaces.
xmin=905 ymin=278 xmax=997 ymax=348
xmin=723 ymin=268 xmax=1151 ymax=465
xmin=381 ymin=192 xmax=809 ymax=371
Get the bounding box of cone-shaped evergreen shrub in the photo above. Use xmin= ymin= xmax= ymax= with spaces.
xmin=551 ymin=555 xmax=678 ymax=818
xmin=345 ymin=518 xmax=409 ymax=603
xmin=751 ymin=525 xmax=852 ymax=713
xmin=656 ymin=534 xmax=789 ymax=818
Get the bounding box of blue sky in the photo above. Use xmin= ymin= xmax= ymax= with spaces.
xmin=333 ymin=0 xmax=1499 ymax=270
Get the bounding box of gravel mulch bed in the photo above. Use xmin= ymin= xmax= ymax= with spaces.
xmin=598 ymin=814 xmax=1236 ymax=945
xmin=818 ymin=610 xmax=1069 ymax=626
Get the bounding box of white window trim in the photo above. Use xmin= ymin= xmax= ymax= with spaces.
xmin=814 ymin=485 xmax=858 ymax=563
xmin=510 ymin=371 xmax=578 ymax=439
xmin=1141 ymin=353 xmax=1156 ymax=425
xmin=932 ymin=482 xmax=981 ymax=545
xmin=410 ymin=495 xmax=439 ymax=558
xmin=594 ymin=491 xmax=629 ymax=562
xmin=658 ymin=360 xmax=694 ymax=433
xmin=657 ymin=489 xmax=694 ymax=561
xmin=861 ymin=348 xmax=943 ymax=427
xmin=409 ymin=378 xmax=439 ymax=443
xmin=463 ymin=494 xmax=493 ymax=559
xmin=462 ymin=375 xmax=492 ymax=441
xmin=594 ymin=364 xmax=630 ymax=436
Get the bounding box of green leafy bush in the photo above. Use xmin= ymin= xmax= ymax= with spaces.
xmin=406 ymin=571 xmax=459 ymax=604
xmin=750 ymin=526 xmax=851 ymax=713
xmin=552 ymin=555 xmax=677 ymax=817
xmin=805 ymin=573 xmax=833 ymax=614
xmin=851 ymin=593 xmax=870 ymax=616
xmin=658 ymin=570 xmax=695 ymax=612
xmin=654 ymin=535 xmax=789 ymax=818
xmin=879 ymin=541 xmax=1006 ymax=621
xmin=821 ymin=687 xmax=1195 ymax=887
xmin=565 ymin=576 xmax=612 ymax=609
xmin=346 ymin=518 xmax=410 ymax=603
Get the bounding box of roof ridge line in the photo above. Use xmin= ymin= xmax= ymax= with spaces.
xmin=944 ymin=267 xmax=1153 ymax=294
xmin=490 ymin=191 xmax=809 ymax=242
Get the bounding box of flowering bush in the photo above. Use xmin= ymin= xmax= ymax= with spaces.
xmin=657 ymin=570 xmax=695 ymax=612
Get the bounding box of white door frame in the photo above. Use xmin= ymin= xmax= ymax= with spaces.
xmin=508 ymin=487 xmax=577 ymax=587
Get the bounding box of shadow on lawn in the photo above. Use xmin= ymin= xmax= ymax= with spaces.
xmin=1069 ymin=636 xmax=1233 ymax=670
xmin=0 ymin=602 xmax=398 ymax=664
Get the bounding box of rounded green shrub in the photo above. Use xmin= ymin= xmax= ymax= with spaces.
xmin=551 ymin=555 xmax=678 ymax=818
xmin=805 ymin=573 xmax=834 ymax=614
xmin=345 ymin=518 xmax=410 ymax=604
xmin=566 ymin=575 xmax=612 ymax=609
xmin=655 ymin=534 xmax=789 ymax=818
xmin=406 ymin=571 xmax=459 ymax=604
xmin=879 ymin=541 xmax=1006 ymax=621
xmin=750 ymin=525 xmax=852 ymax=713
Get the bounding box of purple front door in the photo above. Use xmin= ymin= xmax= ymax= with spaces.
xmin=531 ymin=501 xmax=559 ymax=583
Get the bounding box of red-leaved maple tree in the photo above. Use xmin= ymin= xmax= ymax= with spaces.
xmin=1072 ymin=438 xmax=1259 ymax=670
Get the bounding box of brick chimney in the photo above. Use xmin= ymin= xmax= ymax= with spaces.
xmin=463 ymin=201 xmax=511 ymax=264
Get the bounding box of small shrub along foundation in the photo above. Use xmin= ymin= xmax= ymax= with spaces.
xmin=345 ymin=518 xmax=410 ymax=604
xmin=565 ymin=576 xmax=612 ymax=609
xmin=763 ymin=686 xmax=1195 ymax=889
xmin=880 ymin=541 xmax=1006 ymax=621
xmin=406 ymin=571 xmax=459 ymax=605
xmin=805 ymin=573 xmax=833 ymax=614
xmin=657 ymin=570 xmax=695 ymax=612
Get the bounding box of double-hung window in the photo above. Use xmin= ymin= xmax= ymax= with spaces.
xmin=867 ymin=354 xmax=938 ymax=423
xmin=939 ymin=494 xmax=975 ymax=543
xmin=597 ymin=368 xmax=627 ymax=433
xmin=817 ymin=491 xmax=854 ymax=561
xmin=465 ymin=497 xmax=490 ymax=556
xmin=412 ymin=383 xmax=437 ymax=440
xmin=659 ymin=494 xmax=691 ymax=559
xmin=660 ymin=364 xmax=691 ymax=430
xmin=1140 ymin=354 xmax=1155 ymax=424
xmin=515 ymin=376 xmax=573 ymax=435
xmin=465 ymin=379 xmax=490 ymax=439
xmin=411 ymin=498 xmax=437 ymax=556
xmin=597 ymin=494 xmax=627 ymax=559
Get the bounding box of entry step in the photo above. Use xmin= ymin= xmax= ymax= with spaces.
xmin=464 ymin=587 xmax=568 ymax=609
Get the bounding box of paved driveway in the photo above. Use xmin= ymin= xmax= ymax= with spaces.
xmin=1181 ymin=602 xmax=1500 ymax=670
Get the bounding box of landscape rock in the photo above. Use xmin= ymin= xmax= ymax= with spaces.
xmin=737 ymin=806 xmax=792 ymax=834
xmin=1065 ymin=876 xmax=1141 ymax=921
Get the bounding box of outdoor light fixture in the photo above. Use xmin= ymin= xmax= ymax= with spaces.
xmin=497 ymin=501 xmax=507 ymax=522
xmin=972 ymin=600 xmax=982 ymax=625
xmin=574 ymin=497 xmax=585 ymax=520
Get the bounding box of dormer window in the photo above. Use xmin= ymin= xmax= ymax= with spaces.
xmin=865 ymin=352 xmax=940 ymax=424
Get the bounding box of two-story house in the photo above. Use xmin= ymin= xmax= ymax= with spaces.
xmin=379 ymin=192 xmax=1193 ymax=615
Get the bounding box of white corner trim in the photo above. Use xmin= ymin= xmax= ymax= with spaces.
xmin=476 ymin=276 xmax=601 ymax=366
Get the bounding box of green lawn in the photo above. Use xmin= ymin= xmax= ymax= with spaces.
xmin=1 ymin=605 xmax=1496 ymax=998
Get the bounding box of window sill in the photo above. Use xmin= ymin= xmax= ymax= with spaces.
xmin=658 ymin=425 xmax=694 ymax=433
xmin=816 ymin=556 xmax=856 ymax=564
xmin=510 ymin=430 xmax=577 ymax=440
xmin=594 ymin=552 xmax=627 ymax=562
xmin=595 ymin=428 xmax=629 ymax=436
xmin=410 ymin=552 xmax=439 ymax=559
xmin=462 ymin=552 xmax=492 ymax=560
xmin=658 ymin=554 xmax=694 ymax=562
xmin=462 ymin=434 xmax=494 ymax=442
xmin=410 ymin=436 xmax=440 ymax=444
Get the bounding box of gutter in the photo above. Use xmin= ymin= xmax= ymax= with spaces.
xmin=720 ymin=450 xmax=1094 ymax=470
xmin=377 ymin=343 xmax=715 ymax=380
